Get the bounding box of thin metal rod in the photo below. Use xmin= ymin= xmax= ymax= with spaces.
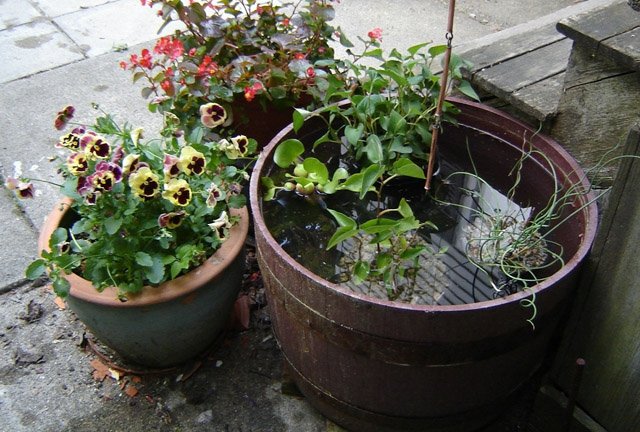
xmin=425 ymin=0 xmax=456 ymax=191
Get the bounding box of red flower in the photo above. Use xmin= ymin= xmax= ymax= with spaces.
xmin=154 ymin=36 xmax=184 ymax=60
xmin=160 ymin=79 xmax=174 ymax=96
xmin=306 ymin=67 xmax=316 ymax=78
xmin=367 ymin=27 xmax=383 ymax=41
xmin=244 ymin=82 xmax=264 ymax=102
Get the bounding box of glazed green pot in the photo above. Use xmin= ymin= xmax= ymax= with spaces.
xmin=38 ymin=199 xmax=248 ymax=368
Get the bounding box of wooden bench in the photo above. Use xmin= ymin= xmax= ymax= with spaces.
xmin=457 ymin=0 xmax=617 ymax=126
xmin=550 ymin=0 xmax=640 ymax=185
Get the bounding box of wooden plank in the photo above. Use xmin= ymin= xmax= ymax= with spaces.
xmin=470 ymin=39 xmax=572 ymax=121
xmin=557 ymin=0 xmax=637 ymax=51
xmin=550 ymin=124 xmax=640 ymax=432
xmin=460 ymin=23 xmax=566 ymax=73
xmin=509 ymin=73 xmax=566 ymax=122
xmin=601 ymin=27 xmax=640 ymax=71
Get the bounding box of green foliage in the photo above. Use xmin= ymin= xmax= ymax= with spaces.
xmin=126 ymin=0 xmax=346 ymax=139
xmin=262 ymin=36 xmax=479 ymax=299
xmin=16 ymin=106 xmax=255 ymax=298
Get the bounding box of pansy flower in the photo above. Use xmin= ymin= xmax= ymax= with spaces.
xmin=199 ymin=103 xmax=227 ymax=128
xmin=129 ymin=166 xmax=160 ymax=200
xmin=95 ymin=161 xmax=123 ymax=183
xmin=111 ymin=145 xmax=124 ymax=164
xmin=66 ymin=152 xmax=89 ymax=176
xmin=208 ymin=210 xmax=231 ymax=242
xmin=158 ymin=211 xmax=187 ymax=229
xmin=82 ymin=133 xmax=111 ymax=159
xmin=77 ymin=178 xmax=101 ymax=205
xmin=231 ymin=135 xmax=249 ymax=156
xmin=163 ymin=154 xmax=180 ymax=178
xmin=206 ymin=183 xmax=223 ymax=208
xmin=218 ymin=135 xmax=249 ymax=160
xmin=162 ymin=178 xmax=192 ymax=206
xmin=122 ymin=154 xmax=147 ymax=177
xmin=87 ymin=170 xmax=116 ymax=192
xmin=57 ymin=132 xmax=82 ymax=150
xmin=5 ymin=177 xmax=35 ymax=199
xmin=178 ymin=146 xmax=206 ymax=176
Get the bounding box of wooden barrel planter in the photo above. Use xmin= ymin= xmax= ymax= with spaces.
xmin=249 ymin=98 xmax=598 ymax=431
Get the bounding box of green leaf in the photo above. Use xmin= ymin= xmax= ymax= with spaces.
xmin=388 ymin=110 xmax=407 ymax=133
xmin=408 ymin=42 xmax=430 ymax=56
xmin=273 ymin=139 xmax=304 ymax=168
xmin=337 ymin=28 xmax=354 ymax=47
xmin=104 ymin=216 xmax=123 ymax=236
xmin=344 ymin=124 xmax=364 ymax=146
xmin=428 ymin=44 xmax=448 ymax=58
xmin=293 ymin=109 xmax=311 ymax=133
xmin=360 ymin=164 xmax=384 ymax=199
xmin=364 ymin=135 xmax=384 ymax=164
xmin=188 ymin=126 xmax=205 ymax=144
xmin=261 ymin=177 xmax=276 ymax=201
xmin=376 ymin=253 xmax=393 ymax=271
xmin=353 ymin=260 xmax=370 ymax=283
xmin=303 ymin=157 xmax=329 ymax=183
xmin=378 ymin=69 xmax=408 ymax=87
xmin=135 ymin=251 xmax=153 ymax=267
xmin=398 ymin=198 xmax=414 ymax=218
xmin=360 ymin=218 xmax=398 ymax=234
xmin=327 ymin=226 xmax=358 ymax=250
xmin=49 ymin=228 xmax=68 ymax=249
xmin=52 ymin=277 xmax=70 ymax=298
xmin=391 ymin=158 xmax=426 ymax=179
xmin=457 ymin=80 xmax=480 ymax=101
xmin=327 ymin=209 xmax=357 ymax=228
xmin=145 ymin=256 xmax=165 ymax=284
xmin=400 ymin=246 xmax=426 ymax=260
xmin=25 ymin=259 xmax=46 ymax=280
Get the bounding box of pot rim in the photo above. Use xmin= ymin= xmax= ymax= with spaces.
xmin=249 ymin=97 xmax=599 ymax=312
xmin=37 ymin=197 xmax=249 ymax=307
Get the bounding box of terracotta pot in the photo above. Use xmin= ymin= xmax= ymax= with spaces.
xmin=249 ymin=98 xmax=598 ymax=431
xmin=231 ymin=94 xmax=312 ymax=150
xmin=38 ymin=198 xmax=249 ymax=368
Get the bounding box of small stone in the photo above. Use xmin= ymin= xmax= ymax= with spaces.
xmin=195 ymin=410 xmax=213 ymax=424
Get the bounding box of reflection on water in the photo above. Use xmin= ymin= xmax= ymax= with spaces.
xmin=262 ymin=161 xmax=537 ymax=306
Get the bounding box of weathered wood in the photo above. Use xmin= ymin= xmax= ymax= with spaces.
xmin=551 ymin=44 xmax=640 ymax=186
xmin=506 ymin=72 xmax=566 ymax=123
xmin=551 ymin=124 xmax=640 ymax=432
xmin=557 ymin=1 xmax=639 ymax=52
xmin=557 ymin=0 xmax=640 ymax=72
xmin=470 ymin=39 xmax=572 ymax=122
xmin=460 ymin=23 xmax=566 ymax=72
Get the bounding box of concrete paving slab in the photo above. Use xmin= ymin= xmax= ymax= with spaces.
xmin=0 ymin=43 xmax=162 ymax=230
xmin=53 ymin=0 xmax=179 ymax=58
xmin=32 ymin=0 xmax=115 ymax=18
xmin=0 ymin=0 xmax=43 ymax=31
xmin=0 ymin=187 xmax=37 ymax=290
xmin=451 ymin=0 xmax=586 ymax=31
xmin=0 ymin=19 xmax=84 ymax=83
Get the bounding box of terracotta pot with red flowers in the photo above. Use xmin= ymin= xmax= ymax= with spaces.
xmin=126 ymin=0 xmax=345 ymax=149
xmin=7 ymin=105 xmax=255 ymax=367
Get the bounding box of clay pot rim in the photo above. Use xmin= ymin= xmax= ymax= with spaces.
xmin=249 ymin=97 xmax=599 ymax=312
xmin=37 ymin=197 xmax=249 ymax=308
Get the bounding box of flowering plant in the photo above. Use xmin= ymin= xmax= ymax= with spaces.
xmin=8 ymin=104 xmax=255 ymax=298
xmin=124 ymin=0 xmax=343 ymax=139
